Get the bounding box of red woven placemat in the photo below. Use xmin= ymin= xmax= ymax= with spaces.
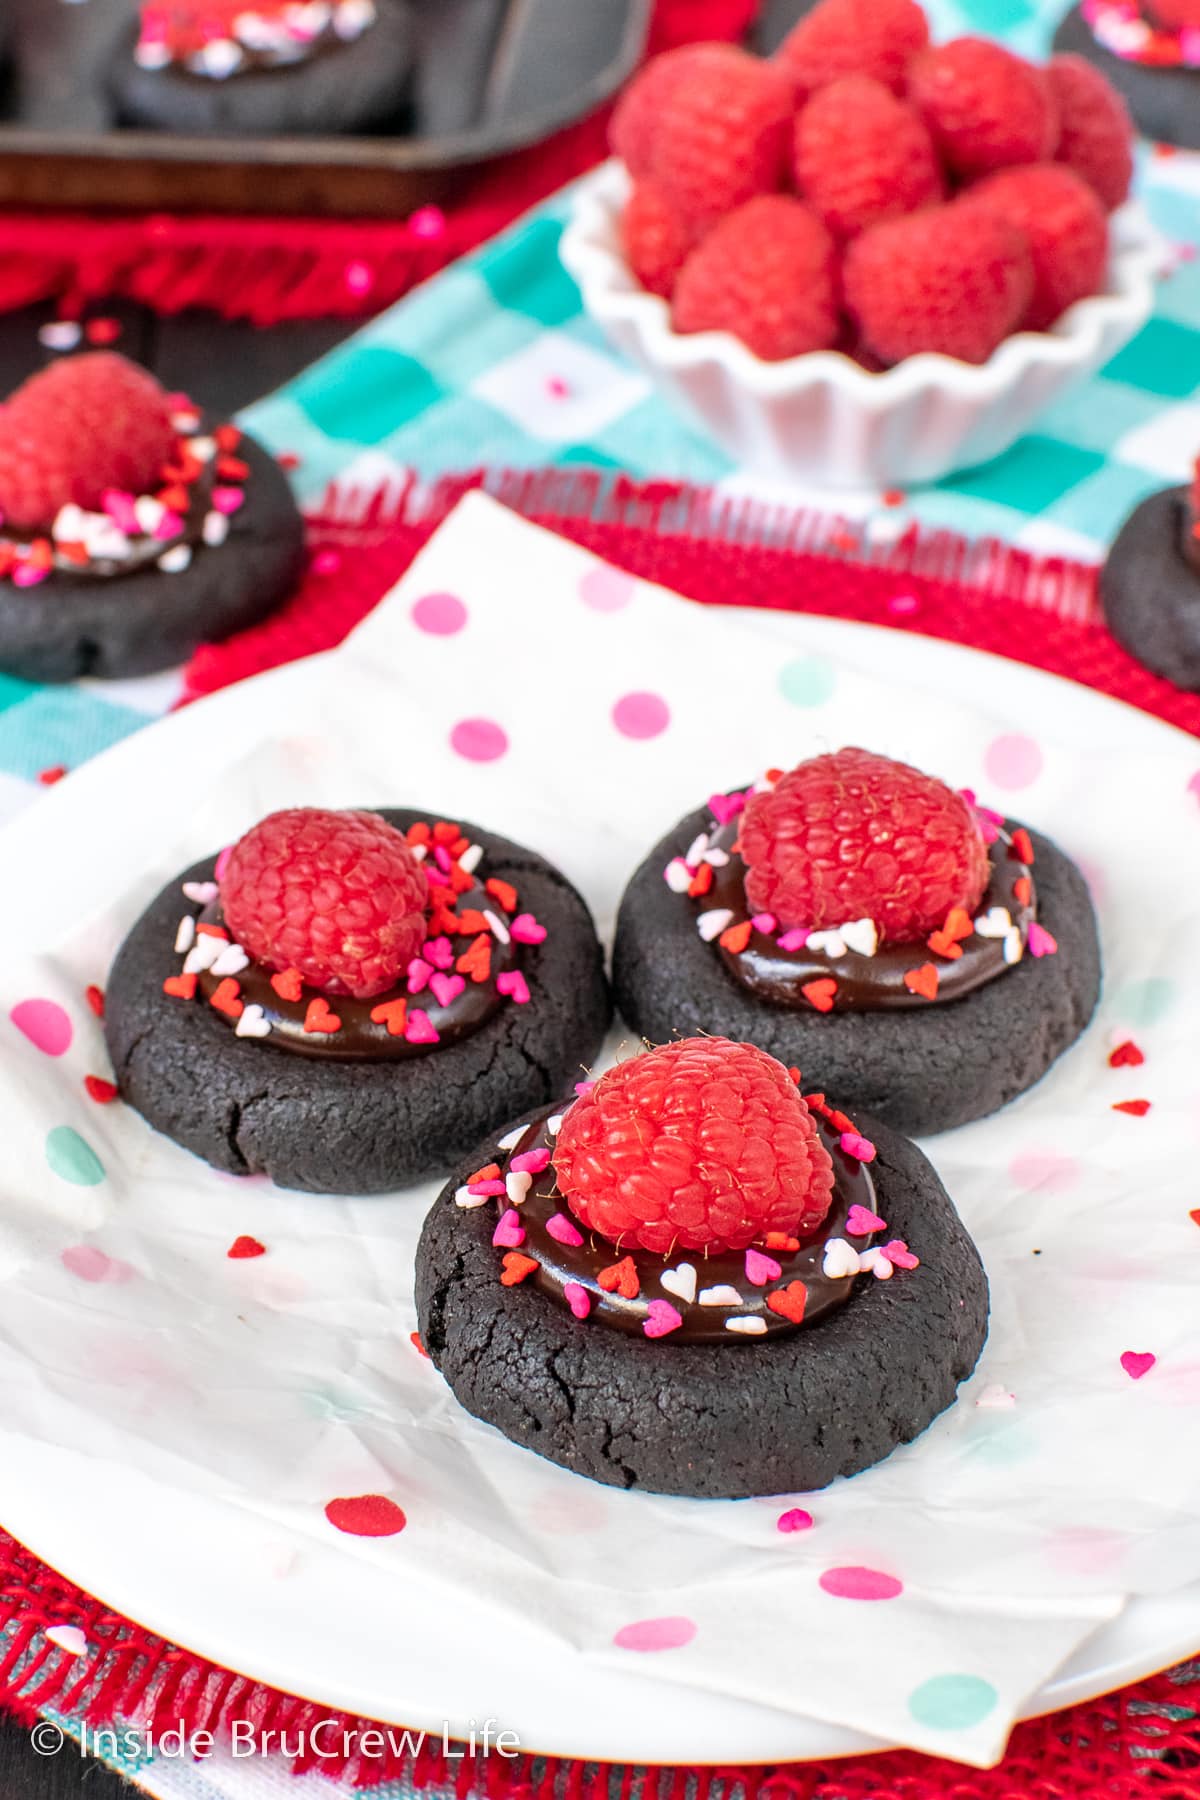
xmin=4 ymin=470 xmax=1197 ymax=1794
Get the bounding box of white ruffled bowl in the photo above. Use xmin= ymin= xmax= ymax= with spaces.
xmin=560 ymin=160 xmax=1165 ymax=489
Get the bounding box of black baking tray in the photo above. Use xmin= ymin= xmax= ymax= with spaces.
xmin=0 ymin=0 xmax=652 ymax=215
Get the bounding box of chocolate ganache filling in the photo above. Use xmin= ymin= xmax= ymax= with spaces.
xmin=686 ymin=813 xmax=1036 ymax=1012
xmin=473 ymin=1106 xmax=894 ymax=1343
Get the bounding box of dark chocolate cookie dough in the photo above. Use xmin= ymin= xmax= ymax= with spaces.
xmin=613 ymin=813 xmax=1101 ymax=1137
xmin=1101 ymin=485 xmax=1200 ymax=691
xmin=105 ymin=812 xmax=611 ymax=1194
xmin=416 ymin=1110 xmax=989 ymax=1498
xmin=0 ymin=434 xmax=304 ymax=684
xmin=1054 ymin=6 xmax=1200 ymax=149
xmin=109 ymin=0 xmax=414 ymax=137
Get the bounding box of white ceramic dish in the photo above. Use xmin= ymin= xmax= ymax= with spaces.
xmin=0 ymin=606 xmax=1196 ymax=1768
xmin=560 ymin=162 xmax=1165 ymax=489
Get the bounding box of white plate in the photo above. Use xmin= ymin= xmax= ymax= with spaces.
xmin=1 ymin=607 xmax=1197 ymax=1767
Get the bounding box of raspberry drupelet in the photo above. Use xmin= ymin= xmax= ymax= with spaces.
xmin=553 ymin=1038 xmax=835 ymax=1255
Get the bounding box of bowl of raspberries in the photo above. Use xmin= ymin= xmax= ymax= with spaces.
xmin=560 ymin=0 xmax=1163 ymax=487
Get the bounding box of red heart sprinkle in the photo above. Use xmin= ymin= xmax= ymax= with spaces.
xmin=370 ymin=999 xmax=408 ymax=1037
xmin=410 ymin=1331 xmax=429 ymax=1359
xmin=324 ymin=1495 xmax=406 ymax=1538
xmin=163 ymin=973 xmax=197 ymax=1000
xmin=500 ymin=1252 xmax=539 ymax=1287
xmin=927 ymin=929 xmax=963 ymax=960
xmin=228 ymin=1236 xmax=266 ymax=1259
xmin=765 ymin=1232 xmax=800 ymax=1252
xmin=468 ymin=1162 xmax=501 ymax=1185
xmin=432 ymin=820 xmax=461 ymax=846
xmin=1112 ymin=1098 xmax=1151 ymax=1117
xmin=802 ymin=978 xmax=837 ymax=1013
xmin=1013 ymin=876 xmax=1033 ymax=906
xmin=766 ymin=1282 xmax=808 ymax=1324
xmin=214 ymin=423 xmax=242 ymax=452
xmin=597 ymin=1255 xmax=640 ymax=1299
xmin=1108 ymin=1040 xmax=1144 ymax=1068
xmin=270 ymin=968 xmax=303 ymax=1002
xmin=406 ymin=822 xmax=432 ymax=847
xmin=83 ymin=1075 xmax=118 ymax=1104
xmin=719 ymin=920 xmax=753 ymax=954
xmin=455 ymin=909 xmax=491 ymax=936
xmin=303 ymin=997 xmax=342 ymax=1034
xmin=1010 ymin=828 xmax=1035 ymax=864
xmin=688 ymin=863 xmax=714 ymax=898
xmin=195 ymin=923 xmax=229 ymax=940
xmin=85 ymin=984 xmax=105 ymax=1017
xmin=1189 ymin=1209 xmax=1200 ymax=1229
xmin=904 ymin=963 xmax=939 ymax=1000
xmin=456 ymin=934 xmax=492 ymax=984
xmin=210 ymin=978 xmax=244 ymax=1019
xmin=485 ymin=878 xmax=518 ymax=913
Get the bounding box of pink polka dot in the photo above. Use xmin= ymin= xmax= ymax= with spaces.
xmin=1009 ymin=1150 xmax=1080 ymax=1195
xmin=10 ymin=999 xmax=72 ymax=1057
xmin=411 ymin=591 xmax=467 ymax=636
xmin=1045 ymin=1527 xmax=1127 ymax=1576
xmin=580 ymin=568 xmax=635 ymax=614
xmin=983 ymin=733 xmax=1043 ymax=790
xmin=450 ymin=718 xmax=508 ymax=763
xmin=61 ymin=1245 xmax=134 ymax=1284
xmin=613 ymin=1616 xmax=696 ymax=1653
xmin=818 ymin=1565 xmax=903 ymax=1601
xmin=612 ymin=691 xmax=670 ymax=740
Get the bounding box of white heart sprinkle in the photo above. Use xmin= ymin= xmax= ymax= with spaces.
xmin=134 ymin=39 xmax=172 ymax=67
xmin=505 ymin=1170 xmax=533 ymax=1206
xmin=409 ymin=842 xmax=427 ymax=862
xmin=664 ymin=858 xmax=693 ymax=894
xmin=235 ymin=1004 xmax=271 ymax=1039
xmin=839 ymin=917 xmax=879 ymax=957
xmin=703 ymin=847 xmax=730 ymax=867
xmin=45 ymin=1626 xmax=87 ymax=1656
xmin=699 ymin=1284 xmax=744 ymax=1307
xmin=135 ymin=495 xmax=166 ymax=534
xmin=158 ymin=545 xmax=193 ymax=574
xmin=725 ymin=1316 xmax=768 ymax=1335
xmin=188 ymin=436 xmax=217 ymax=463
xmin=547 ymin=1114 xmax=564 ymax=1136
xmin=198 ymin=36 xmax=242 ymax=76
xmin=483 ymin=909 xmax=511 ymax=945
xmin=38 ymin=322 xmax=82 ymax=351
xmin=685 ymin=833 xmax=710 ymax=867
xmin=697 ymin=908 xmax=733 ymax=943
xmin=202 ymin=511 xmax=230 ymax=548
xmin=822 ymin=1238 xmax=861 ymax=1280
xmin=496 ymin=1126 xmax=525 ymax=1152
xmin=174 ymin=915 xmax=196 ymax=954
xmin=183 ymin=936 xmax=224 ymax=975
xmin=459 ymin=843 xmax=484 ymax=873
xmin=454 ymin=1186 xmax=488 ymax=1209
xmin=182 ymin=880 xmax=219 ymax=904
xmin=806 ymin=930 xmax=847 ymax=958
xmin=974 ymin=906 xmax=1013 ymax=939
xmin=859 ymin=1247 xmax=895 ymax=1281
xmin=1003 ymin=929 xmax=1024 ymax=966
xmin=976 ymin=1383 xmax=1017 ymax=1410
xmin=210 ymin=942 xmax=249 ymax=977
xmin=660 ymin=1263 xmax=697 ymax=1305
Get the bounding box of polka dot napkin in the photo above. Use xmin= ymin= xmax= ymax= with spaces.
xmin=1 ymin=493 xmax=1198 ymax=1770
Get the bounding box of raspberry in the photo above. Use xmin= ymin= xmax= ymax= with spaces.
xmin=843 ymin=199 xmax=1032 ymax=366
xmin=971 ymin=164 xmax=1108 ymax=331
xmin=221 ymin=808 xmax=428 ymax=1000
xmin=1045 ymin=58 xmax=1133 ymax=215
xmin=554 ymin=1039 xmax=835 ymax=1255
xmin=739 ymin=747 xmax=989 ymax=942
xmin=907 ymin=38 xmax=1059 ymax=178
xmin=672 ymin=196 xmax=839 ymax=361
xmin=793 ymin=76 xmax=943 ymax=241
xmin=0 ymin=353 xmax=179 ymax=532
xmin=775 ymin=0 xmax=929 ymax=98
xmin=621 ymin=181 xmax=698 ymax=299
xmin=615 ymin=44 xmax=794 ymax=233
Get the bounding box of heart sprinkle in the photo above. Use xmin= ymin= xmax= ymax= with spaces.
xmin=492 ymin=1209 xmax=525 ymax=1249
xmin=1112 ymin=1098 xmax=1151 ymax=1117
xmin=1108 ymin=1039 xmax=1145 ymax=1068
xmin=505 ymin=1170 xmax=533 ymax=1206
xmin=404 ymin=1009 xmax=440 ymax=1045
xmin=903 ymin=962 xmax=939 ymax=1000
xmin=777 ymin=1507 xmax=814 ymax=1532
xmin=597 ymin=1256 xmax=640 ymax=1299
xmin=766 ymin=1282 xmax=807 ymax=1324
xmin=235 ymin=1003 xmax=271 ymax=1039
xmin=643 ymin=1299 xmax=684 ymax=1338
xmin=1026 ymin=921 xmax=1057 ymax=958
xmin=801 ymin=978 xmax=837 ymax=1013
xmin=660 ymin=1263 xmax=698 ymax=1305
xmin=370 ymin=999 xmax=409 ymax=1037
xmin=303 ymin=997 xmax=341 ymax=1034
xmin=1120 ymin=1350 xmax=1155 ymax=1381
xmin=496 ymin=970 xmax=530 ymax=1005
xmin=271 ymin=967 xmax=303 ymax=1002
xmin=500 ymin=1253 xmax=539 ymax=1287
xmin=699 ymin=1284 xmax=744 ymax=1306
xmin=210 ymin=978 xmax=244 ymax=1020
xmin=745 ymin=1248 xmax=782 ymax=1286
xmin=511 ymin=1147 xmax=552 ymax=1175
xmin=163 ymin=972 xmax=197 ymax=1000
xmin=563 ymin=1282 xmax=591 ymax=1320
xmin=845 ymin=1204 xmax=886 ymax=1235
xmin=546 ymin=1213 xmax=584 ymax=1248
xmin=228 ymin=1236 xmax=266 ymax=1259
xmin=823 ymin=1238 xmax=860 ymax=1280
xmin=839 ymin=1132 xmax=877 ymax=1163
xmin=725 ymin=1315 xmax=768 ymax=1335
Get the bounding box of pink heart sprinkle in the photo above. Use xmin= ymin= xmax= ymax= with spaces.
xmin=406 ymin=957 xmax=432 ymax=994
xmin=497 ymin=971 xmax=531 ymax=1005
xmin=430 ymin=972 xmax=465 ymax=1009
xmin=882 ymin=1238 xmax=919 ymax=1269
xmin=434 ymin=844 xmax=453 ymax=873
xmin=745 ymin=1249 xmax=782 ymax=1286
xmin=751 ymin=913 xmax=777 ymax=934
xmin=102 ymin=490 xmax=139 ymax=533
xmin=510 ymin=913 xmax=547 ymax=945
xmin=153 ymin=510 xmax=185 ymax=541
xmin=404 ymin=1008 xmax=440 ymax=1045
xmin=492 ymin=1209 xmax=525 ymax=1249
xmin=563 ymin=1282 xmax=591 ymax=1320
xmin=778 ymin=928 xmax=809 ymax=951
xmin=643 ymin=1299 xmax=683 ymax=1339
xmin=511 ymin=1147 xmax=551 ymax=1175
xmin=1027 ymin=921 xmax=1058 ymax=958
xmin=777 ymin=1508 xmax=814 ymax=1533
xmin=575 ymin=1081 xmax=595 ymax=1096
xmin=547 ymin=1213 xmax=584 ymax=1247
xmin=211 ymin=486 xmax=245 ymax=515
xmin=1120 ymin=1350 xmax=1156 ymax=1381
xmin=846 ymin=1204 xmax=886 ymax=1236
xmin=12 ymin=564 xmax=48 ymax=588
xmin=214 ymin=845 xmax=233 ymax=881
xmin=467 ymin=1180 xmax=507 ymax=1197
xmin=423 ymin=937 xmax=455 ymax=971
xmin=708 ymin=791 xmax=745 ymax=825
xmin=840 ymin=1133 xmax=877 ymax=1164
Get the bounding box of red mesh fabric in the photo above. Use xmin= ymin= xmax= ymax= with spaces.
xmin=0 ymin=0 xmax=757 ymax=327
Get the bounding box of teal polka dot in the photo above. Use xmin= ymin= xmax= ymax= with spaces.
xmin=908 ymin=1674 xmax=999 ymax=1732
xmin=1113 ymin=977 xmax=1176 ymax=1028
xmin=45 ymin=1126 xmax=105 ymax=1187
xmin=778 ymin=656 xmax=837 ymax=708
xmin=961 ymin=1415 xmax=1040 ymax=1467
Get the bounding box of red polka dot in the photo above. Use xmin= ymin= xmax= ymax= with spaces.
xmin=411 ymin=591 xmax=467 ymax=636
xmin=10 ymin=999 xmax=72 ymax=1057
xmin=324 ymin=1495 xmax=407 ymax=1538
xmin=450 ymin=718 xmax=508 ymax=763
xmin=819 ymin=1565 xmax=903 ymax=1601
xmin=612 ymin=691 xmax=670 ymax=740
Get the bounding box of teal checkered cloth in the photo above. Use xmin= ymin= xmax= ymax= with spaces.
xmin=5 ymin=0 xmax=1200 ymax=816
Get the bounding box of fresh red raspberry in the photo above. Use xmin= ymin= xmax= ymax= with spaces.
xmin=907 ymin=38 xmax=1059 ymax=178
xmin=221 ymin=808 xmax=428 ymax=1000
xmin=0 ymin=353 xmax=179 ymax=532
xmin=794 ymin=75 xmax=943 ymax=241
xmin=971 ymin=164 xmax=1108 ymax=330
xmin=609 ymin=51 xmax=692 ymax=177
xmin=620 ymin=181 xmax=698 ymax=299
xmin=740 ymin=747 xmax=989 ymax=942
xmin=672 ymin=196 xmax=839 ymax=361
xmin=614 ymin=44 xmax=795 ymax=233
xmin=554 ymin=1039 xmax=835 ymax=1255
xmin=843 ymin=199 xmax=1032 ymax=366
xmin=1045 ymin=57 xmax=1133 ymax=214
xmin=775 ymin=0 xmax=930 ymax=98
